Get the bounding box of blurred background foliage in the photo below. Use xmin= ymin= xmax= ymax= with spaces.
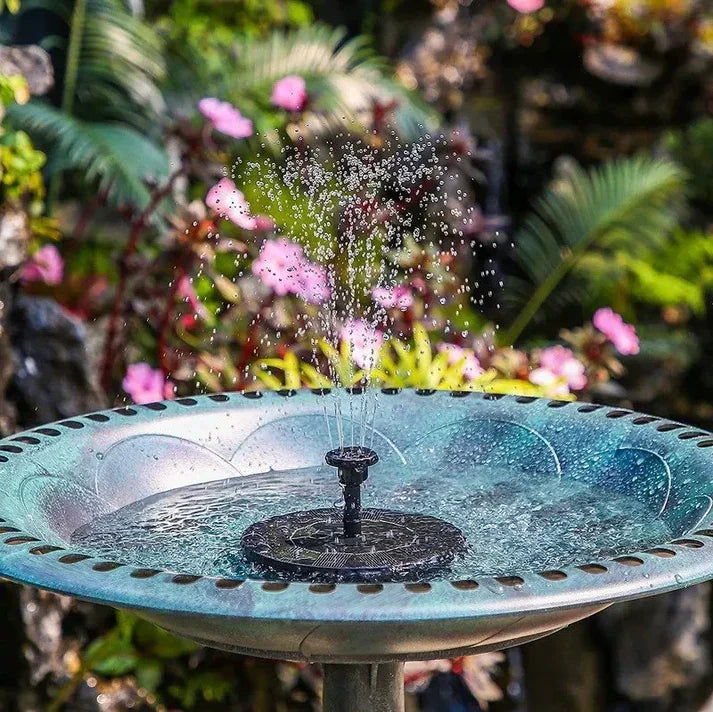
xmin=2 ymin=0 xmax=713 ymax=710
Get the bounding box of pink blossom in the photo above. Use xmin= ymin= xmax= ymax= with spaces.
xmin=507 ymin=0 xmax=544 ymax=12
xmin=593 ymin=308 xmax=640 ymax=356
xmin=21 ymin=245 xmax=64 ymax=286
xmin=252 ymin=238 xmax=331 ymax=304
xmin=529 ymin=345 xmax=587 ymax=394
xmin=198 ymin=98 xmax=253 ymax=139
xmin=252 ymin=238 xmax=306 ymax=296
xmin=538 ymin=345 xmax=587 ymax=390
xmin=271 ymin=75 xmax=308 ymax=112
xmin=122 ymin=363 xmax=174 ymax=405
xmin=341 ymin=319 xmax=384 ymax=369
xmin=528 ymin=368 xmax=570 ymax=397
xmin=296 ymin=260 xmax=331 ymax=304
xmin=372 ymin=285 xmax=414 ymax=311
xmin=437 ymin=343 xmax=484 ymax=380
xmin=176 ymin=275 xmax=208 ymax=318
xmin=205 ymin=178 xmax=257 ymax=230
xmin=253 ymin=215 xmax=276 ymax=232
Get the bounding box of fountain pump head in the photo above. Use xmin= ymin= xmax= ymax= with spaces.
xmin=241 ymin=442 xmax=465 ymax=583
xmin=325 ymin=446 xmax=378 ymax=539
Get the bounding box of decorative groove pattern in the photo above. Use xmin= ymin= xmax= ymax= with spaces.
xmin=0 ymin=389 xmax=711 ymax=611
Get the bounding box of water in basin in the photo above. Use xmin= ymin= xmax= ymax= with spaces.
xmin=71 ymin=461 xmax=673 ymax=581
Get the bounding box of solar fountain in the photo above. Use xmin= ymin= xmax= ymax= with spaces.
xmin=2 ymin=389 xmax=713 ymax=711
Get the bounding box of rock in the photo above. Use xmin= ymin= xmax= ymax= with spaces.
xmin=0 ymin=44 xmax=53 ymax=96
xmin=0 ymin=208 xmax=30 ymax=270
xmin=8 ymin=295 xmax=105 ymax=426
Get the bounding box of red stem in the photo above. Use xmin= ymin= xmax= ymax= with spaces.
xmin=157 ymin=266 xmax=186 ymax=378
xmin=100 ymin=167 xmax=184 ymax=391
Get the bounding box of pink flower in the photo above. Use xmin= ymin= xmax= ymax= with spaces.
xmin=341 ymin=319 xmax=384 ymax=369
xmin=252 ymin=238 xmax=331 ymax=304
xmin=593 ymin=308 xmax=640 ymax=355
xmin=507 ymin=0 xmax=544 ymax=12
xmin=528 ymin=368 xmax=570 ymax=397
xmin=296 ymin=260 xmax=331 ymax=304
xmin=21 ymin=245 xmax=64 ymax=285
xmin=254 ymin=215 xmax=276 ymax=232
xmin=122 ymin=363 xmax=174 ymax=405
xmin=437 ymin=343 xmax=484 ymax=380
xmin=372 ymin=285 xmax=414 ymax=311
xmin=540 ymin=345 xmax=587 ymax=390
xmin=198 ymin=98 xmax=253 ymax=139
xmin=252 ymin=238 xmax=306 ymax=296
xmin=529 ymin=345 xmax=587 ymax=393
xmin=176 ymin=275 xmax=208 ymax=318
xmin=271 ymin=75 xmax=308 ymax=112
xmin=205 ymin=178 xmax=257 ymax=230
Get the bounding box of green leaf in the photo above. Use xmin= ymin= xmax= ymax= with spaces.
xmin=135 ymin=659 xmax=164 ymax=693
xmin=20 ymin=0 xmax=165 ymax=130
xmin=227 ymin=24 xmax=438 ymax=139
xmin=85 ymin=636 xmax=139 ymax=676
xmin=503 ymin=156 xmax=686 ymax=344
xmin=8 ymin=101 xmax=169 ymax=210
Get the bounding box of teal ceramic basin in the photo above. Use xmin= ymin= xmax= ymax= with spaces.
xmin=1 ymin=390 xmax=712 ymax=662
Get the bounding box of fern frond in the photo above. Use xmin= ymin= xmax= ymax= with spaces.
xmin=502 ymin=156 xmax=685 ymax=345
xmin=19 ymin=0 xmax=165 ymax=129
xmin=9 ymin=101 xmax=169 ymax=210
xmin=227 ymin=24 xmax=438 ymax=139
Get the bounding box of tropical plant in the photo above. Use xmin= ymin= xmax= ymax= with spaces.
xmin=151 ymin=0 xmax=314 ymax=93
xmin=215 ymin=24 xmax=439 ymax=140
xmin=252 ymin=324 xmax=556 ymax=397
xmin=665 ymin=118 xmax=713 ymax=208
xmin=6 ymin=0 xmax=169 ymax=210
xmin=501 ymin=156 xmax=686 ymax=345
xmin=575 ymin=228 xmax=713 ymax=318
xmin=9 ymin=101 xmax=169 ymax=210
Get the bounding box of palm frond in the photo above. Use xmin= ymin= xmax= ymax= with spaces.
xmin=20 ymin=0 xmax=165 ymax=129
xmin=9 ymin=100 xmax=169 ymax=210
xmin=228 ymin=24 xmax=438 ymax=139
xmin=502 ymin=156 xmax=685 ymax=345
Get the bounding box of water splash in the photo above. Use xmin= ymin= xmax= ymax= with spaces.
xmin=71 ymin=462 xmax=671 ymax=582
xmin=232 ymin=131 xmax=481 ymax=443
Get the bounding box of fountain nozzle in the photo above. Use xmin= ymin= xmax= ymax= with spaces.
xmin=325 ymin=446 xmax=379 ymax=540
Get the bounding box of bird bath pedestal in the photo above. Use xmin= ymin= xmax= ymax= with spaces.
xmin=2 ymin=390 xmax=713 ymax=712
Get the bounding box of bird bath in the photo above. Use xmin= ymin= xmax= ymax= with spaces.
xmin=2 ymin=389 xmax=713 ymax=711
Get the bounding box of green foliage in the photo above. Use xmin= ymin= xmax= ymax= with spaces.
xmin=169 ymin=672 xmax=233 ymax=708
xmin=9 ymin=0 xmax=167 ymax=211
xmin=0 ymin=74 xmax=29 ymax=117
xmin=665 ymin=119 xmax=713 ymax=207
xmin=22 ymin=0 xmax=166 ymax=129
xmin=253 ymin=324 xmax=555 ymax=397
xmin=371 ymin=323 xmax=493 ymax=390
xmin=238 ymin=156 xmax=340 ymax=253
xmin=222 ymin=24 xmax=438 ymax=139
xmin=576 ymin=229 xmax=713 ymax=317
xmin=83 ymin=611 xmax=202 ymax=699
xmin=0 ymin=73 xmax=47 ymax=213
xmin=153 ymin=0 xmax=313 ymax=74
xmin=0 ymin=128 xmax=46 ymax=208
xmin=254 ymin=343 xmax=363 ymax=390
xmin=503 ymin=156 xmax=686 ymax=345
xmin=8 ymin=101 xmax=169 ymax=210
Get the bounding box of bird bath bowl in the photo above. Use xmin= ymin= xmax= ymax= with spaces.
xmin=2 ymin=389 xmax=713 ymax=711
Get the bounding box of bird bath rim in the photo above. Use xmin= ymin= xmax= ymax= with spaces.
xmin=1 ymin=389 xmax=713 ymax=662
